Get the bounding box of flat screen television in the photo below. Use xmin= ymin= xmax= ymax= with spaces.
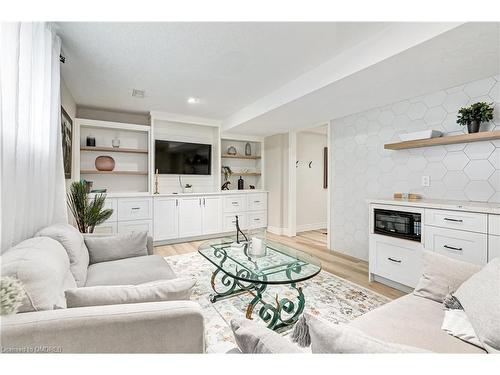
xmin=155 ymin=140 xmax=212 ymax=175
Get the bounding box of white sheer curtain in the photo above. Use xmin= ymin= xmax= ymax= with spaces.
xmin=0 ymin=22 xmax=67 ymax=252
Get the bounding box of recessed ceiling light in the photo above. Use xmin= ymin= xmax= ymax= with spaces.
xmin=132 ymin=89 xmax=145 ymax=98
xmin=187 ymin=97 xmax=200 ymax=104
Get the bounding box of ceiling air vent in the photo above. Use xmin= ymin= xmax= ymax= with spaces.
xmin=132 ymin=89 xmax=145 ymax=98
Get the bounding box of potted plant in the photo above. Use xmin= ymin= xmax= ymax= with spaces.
xmin=456 ymin=102 xmax=494 ymax=133
xmin=67 ymin=181 xmax=113 ymax=233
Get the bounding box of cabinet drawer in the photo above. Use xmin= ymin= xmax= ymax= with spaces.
xmin=248 ymin=211 xmax=267 ymax=229
xmin=424 ymin=226 xmax=487 ymax=265
xmin=94 ymin=222 xmax=117 ymax=234
xmin=370 ymin=235 xmax=422 ymax=288
xmin=247 ymin=193 xmax=267 ymax=211
xmin=489 ymin=215 xmax=500 ymax=236
xmin=117 ymin=219 xmax=153 ymax=235
xmin=223 ymin=213 xmax=247 ymax=232
xmin=489 ymin=235 xmax=500 ymax=261
xmin=118 ymin=198 xmax=152 ymax=221
xmin=425 ymin=209 xmax=487 ymax=233
xmin=223 ymin=195 xmax=247 ymax=213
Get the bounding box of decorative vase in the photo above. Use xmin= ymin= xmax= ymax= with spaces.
xmin=227 ymin=146 xmax=237 ymax=155
xmin=238 ymin=176 xmax=244 ymax=190
xmin=95 ymin=155 xmax=115 ymax=171
xmin=86 ymin=136 xmax=96 ymax=147
xmin=467 ymin=120 xmax=480 ymax=134
xmin=245 ymin=142 xmax=251 ymax=156
xmin=112 ymin=137 xmax=120 ymax=148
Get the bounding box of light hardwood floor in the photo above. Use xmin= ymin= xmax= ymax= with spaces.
xmin=154 ymin=230 xmax=406 ymax=299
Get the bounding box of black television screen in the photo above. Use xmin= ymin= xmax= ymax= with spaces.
xmin=155 ymin=140 xmax=212 ymax=175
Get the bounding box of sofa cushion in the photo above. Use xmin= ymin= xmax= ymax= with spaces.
xmin=441 ymin=309 xmax=483 ymax=349
xmin=230 ymin=318 xmax=303 ymax=353
xmin=84 ymin=231 xmax=148 ymax=264
xmin=350 ymin=294 xmax=486 ymax=353
xmin=306 ymin=313 xmax=427 ymax=353
xmin=65 ymin=278 xmax=195 ymax=308
xmin=36 ymin=224 xmax=89 ymax=287
xmin=84 ymin=255 xmax=177 ymax=286
xmin=454 ymin=258 xmax=500 ymax=353
xmin=1 ymin=237 xmax=76 ymax=312
xmin=413 ymin=250 xmax=480 ymax=303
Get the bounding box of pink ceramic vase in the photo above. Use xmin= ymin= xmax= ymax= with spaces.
xmin=95 ymin=155 xmax=115 ymax=171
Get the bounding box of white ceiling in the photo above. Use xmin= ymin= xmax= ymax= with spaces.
xmin=57 ymin=22 xmax=389 ymax=118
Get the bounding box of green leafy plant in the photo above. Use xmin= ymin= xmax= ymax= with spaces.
xmin=221 ymin=166 xmax=232 ymax=181
xmin=456 ymin=102 xmax=494 ymax=126
xmin=67 ymin=181 xmax=113 ymax=233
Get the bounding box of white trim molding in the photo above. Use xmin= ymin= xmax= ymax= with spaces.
xmin=150 ymin=111 xmax=221 ymax=127
xmin=296 ymin=222 xmax=327 ymax=233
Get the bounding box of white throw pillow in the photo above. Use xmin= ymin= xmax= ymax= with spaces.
xmin=413 ymin=250 xmax=480 ymax=303
xmin=441 ymin=309 xmax=483 ymax=349
xmin=84 ymin=231 xmax=148 ymax=264
xmin=454 ymin=258 xmax=500 ymax=353
xmin=65 ymin=278 xmax=196 ymax=308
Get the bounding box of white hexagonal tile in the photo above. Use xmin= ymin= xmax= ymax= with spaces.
xmin=391 ymin=100 xmax=410 ymax=115
xmin=378 ymin=110 xmax=395 ymax=126
xmin=354 ymin=133 xmax=368 ymax=145
xmin=424 ymin=90 xmax=447 ymax=108
xmin=378 ymin=127 xmax=395 ymax=142
xmin=406 ymin=156 xmax=427 ymax=172
xmin=443 ymin=91 xmax=470 ymax=113
xmin=424 ymin=181 xmax=447 ymax=199
xmin=464 ymin=160 xmax=495 ymax=180
xmin=423 ymin=146 xmax=447 ymax=162
xmin=488 ymin=147 xmax=500 ymax=169
xmin=354 ymin=144 xmax=368 ymax=158
xmin=489 ymin=170 xmax=500 ymax=190
xmin=379 ymin=158 xmax=395 ymax=173
xmin=365 ymin=108 xmax=381 ymax=121
xmin=464 ymin=142 xmax=495 ymax=160
xmin=424 ymin=106 xmax=447 ymax=125
xmin=443 ymin=152 xmax=470 ymax=170
xmin=355 ymin=116 xmax=369 ymax=133
xmin=392 ymin=115 xmax=411 ymax=131
xmin=446 ymin=189 xmax=468 ymax=201
xmin=443 ymin=171 xmax=470 ymax=190
xmin=489 ymin=81 xmax=500 ymax=102
xmin=366 ymin=120 xmax=381 ymax=134
xmin=464 ymin=180 xmax=494 ymax=202
xmin=423 ymin=162 xmax=447 ymax=180
xmin=445 ymin=142 xmax=466 ymax=152
xmin=407 ymin=102 xmax=428 ymax=120
xmin=446 ymin=85 xmax=465 ymax=94
xmin=408 ymin=119 xmax=429 ymax=131
xmin=463 ymin=77 xmax=496 ymax=98
xmin=441 ymin=113 xmax=461 ymax=133
xmin=489 ymin=192 xmax=500 ymax=203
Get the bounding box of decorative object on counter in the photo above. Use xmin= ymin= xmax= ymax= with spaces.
xmin=154 ymin=169 xmax=160 ymax=194
xmin=249 ymin=185 xmax=255 ymax=189
xmin=0 ymin=276 xmax=26 ymax=315
xmin=457 ymin=102 xmax=494 ymax=134
xmin=221 ymin=165 xmax=232 ymax=181
xmin=238 ymin=176 xmax=244 ymax=190
xmin=184 ymin=184 xmax=193 ymax=193
xmin=393 ymin=192 xmax=422 ymax=200
xmin=90 ymin=189 xmax=107 ymax=193
xmin=86 ymin=135 xmax=96 ymax=147
xmin=245 ymin=142 xmax=252 ymax=156
xmin=399 ymin=130 xmax=442 ymax=142
xmin=227 ymin=146 xmax=237 ymax=155
xmin=95 ymin=155 xmax=115 ymax=171
xmin=67 ymin=181 xmax=113 ymax=233
xmin=112 ymin=137 xmax=120 ymax=148
xmin=221 ymin=181 xmax=231 ymax=190
xmin=83 ymin=179 xmax=93 ymax=193
xmin=308 ymin=161 xmax=313 ymax=168
xmin=61 ymin=107 xmax=73 ymax=179
xmin=408 ymin=193 xmax=422 ymax=200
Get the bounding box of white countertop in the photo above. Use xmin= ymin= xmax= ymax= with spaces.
xmin=367 ymin=197 xmax=500 ymax=215
xmin=90 ymin=190 xmax=268 ymax=198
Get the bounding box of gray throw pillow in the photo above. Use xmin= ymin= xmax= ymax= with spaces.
xmin=230 ymin=318 xmax=303 ymax=353
xmin=65 ymin=278 xmax=196 ymax=308
xmin=413 ymin=250 xmax=481 ymax=303
xmin=454 ymin=258 xmax=500 ymax=353
xmin=306 ymin=314 xmax=428 ymax=353
xmin=84 ymin=231 xmax=148 ymax=264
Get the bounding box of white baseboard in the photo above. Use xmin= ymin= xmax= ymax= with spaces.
xmin=296 ymin=222 xmax=327 ymax=233
xmin=267 ymin=226 xmax=283 ymax=235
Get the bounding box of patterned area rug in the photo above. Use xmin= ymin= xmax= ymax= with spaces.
xmin=165 ymin=251 xmax=390 ymax=353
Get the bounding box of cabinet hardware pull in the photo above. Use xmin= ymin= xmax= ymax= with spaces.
xmin=131 ymin=207 xmax=140 ymax=210
xmin=444 ymin=218 xmax=463 ymax=222
xmin=176 ymin=199 xmax=178 ymax=207
xmin=254 ymin=200 xmax=260 ymax=203
xmin=387 ymin=257 xmax=402 ymax=263
xmin=231 ymin=202 xmax=238 ymax=205
xmin=444 ymin=245 xmax=463 ymax=251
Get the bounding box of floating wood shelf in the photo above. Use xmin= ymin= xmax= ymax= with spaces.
xmin=80 ymin=170 xmax=148 ymax=175
xmin=384 ymin=130 xmax=500 ymax=150
xmin=80 ymin=146 xmax=148 ymax=154
xmin=221 ymin=154 xmax=261 ymax=160
xmin=222 ymin=172 xmax=262 ymax=176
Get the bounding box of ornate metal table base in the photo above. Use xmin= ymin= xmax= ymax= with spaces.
xmin=209 ymin=268 xmax=305 ymax=331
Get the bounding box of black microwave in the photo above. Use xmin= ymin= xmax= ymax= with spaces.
xmin=374 ymin=208 xmax=421 ymax=242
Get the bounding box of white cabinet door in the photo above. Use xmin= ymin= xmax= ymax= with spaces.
xmin=117 ymin=220 xmax=152 ymax=235
xmin=178 ymin=197 xmax=203 ymax=238
xmin=117 ymin=198 xmax=152 ymax=221
xmin=223 ymin=195 xmax=247 ymax=213
xmin=202 ymin=196 xmax=222 ymax=235
xmin=153 ymin=198 xmax=179 ymax=241
xmin=247 ymin=193 xmax=267 ymax=211
xmin=248 ymin=211 xmax=267 ymax=229
xmin=223 ymin=213 xmax=247 ymax=232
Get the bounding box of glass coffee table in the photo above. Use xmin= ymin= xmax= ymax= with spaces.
xmin=198 ymin=237 xmax=321 ymax=331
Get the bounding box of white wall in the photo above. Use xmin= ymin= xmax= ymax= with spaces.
xmin=330 ymin=74 xmax=500 ymax=261
xmin=77 ymin=106 xmax=150 ymax=126
xmin=296 ymin=131 xmax=327 ymax=231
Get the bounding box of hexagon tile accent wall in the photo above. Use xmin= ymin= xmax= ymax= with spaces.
xmin=330 ymin=75 xmax=500 ymax=261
